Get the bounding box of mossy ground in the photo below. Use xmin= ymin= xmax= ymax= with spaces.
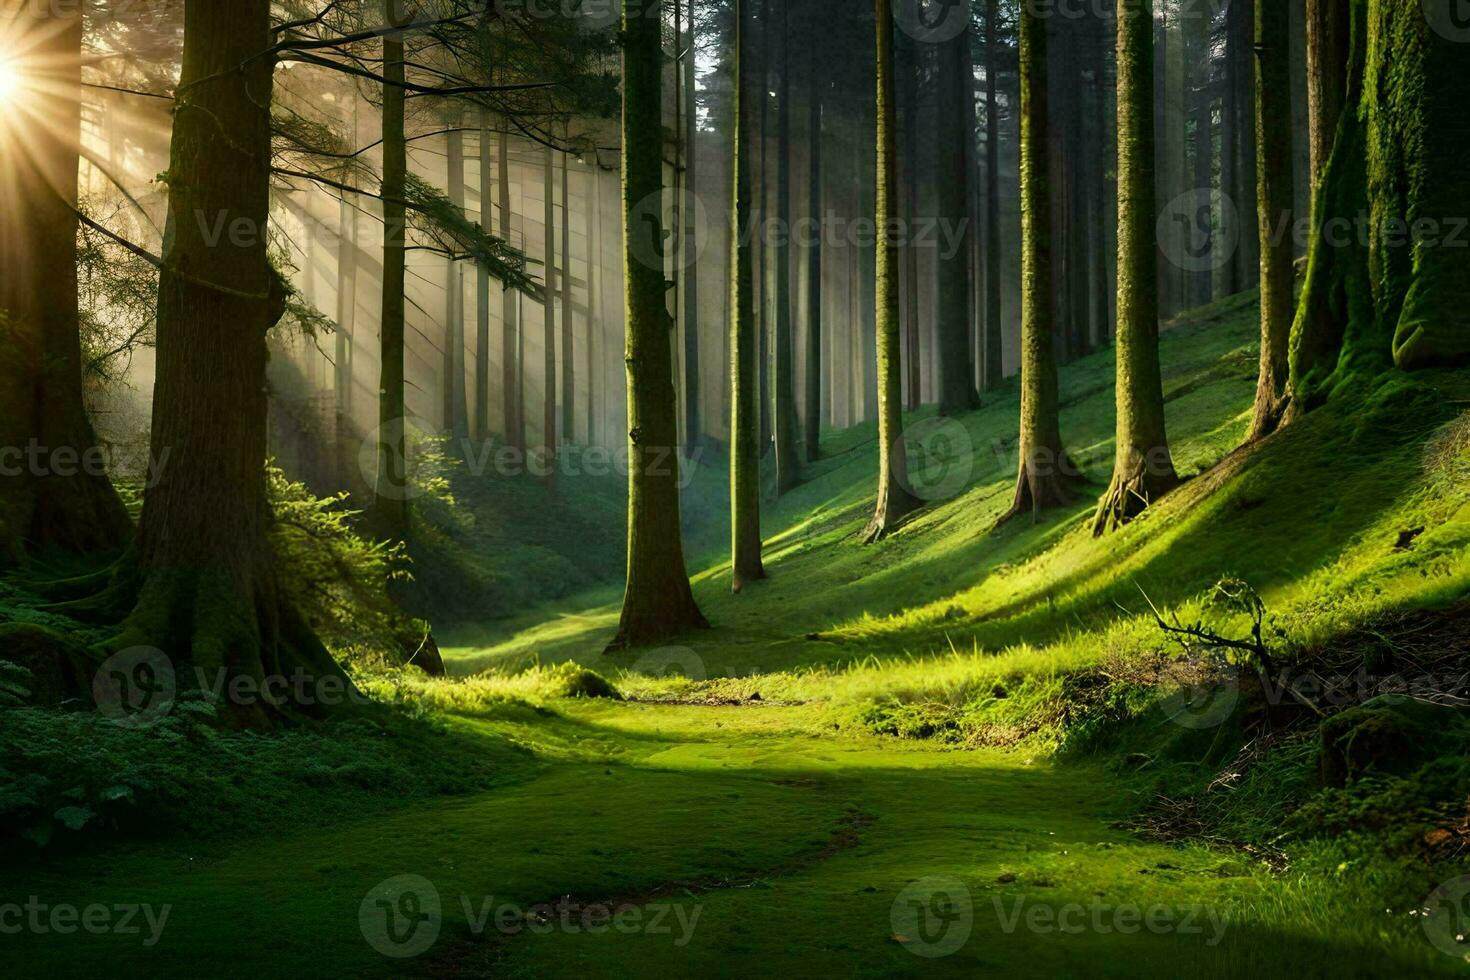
xmin=6 ymin=294 xmax=1469 ymax=976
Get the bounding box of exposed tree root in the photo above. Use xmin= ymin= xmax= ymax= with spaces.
xmin=996 ymin=455 xmax=1082 ymax=528
xmin=104 ymin=565 xmax=361 ymax=728
xmin=1092 ymin=461 xmax=1181 ymax=536
xmin=863 ymin=479 xmax=921 ymax=544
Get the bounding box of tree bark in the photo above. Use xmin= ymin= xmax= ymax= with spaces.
xmin=374 ymin=12 xmax=409 ymax=540
xmin=936 ymin=22 xmax=979 ymax=416
xmin=476 ymin=114 xmax=492 ymax=440
xmin=802 ymin=62 xmax=823 ymax=463
xmin=983 ymin=0 xmax=1004 ymax=390
xmin=772 ymin=0 xmax=799 ymax=494
xmin=499 ymin=128 xmax=523 ymax=452
xmin=682 ymin=0 xmax=703 ymax=457
xmin=542 ymin=146 xmax=558 ymax=484
xmin=1248 ymin=0 xmax=1296 ymax=441
xmin=1288 ymin=0 xmax=1470 ymax=411
xmin=999 ymin=0 xmax=1078 ymax=525
xmin=897 ymin=29 xmax=921 ymax=410
xmin=0 ymin=1 xmax=130 ymax=564
xmin=1305 ymin=0 xmax=1349 ymax=206
xmin=730 ymin=0 xmax=766 ymax=589
xmin=1095 ymin=0 xmax=1179 ymax=535
xmin=124 ymin=0 xmax=352 ymax=726
xmin=444 ymin=127 xmax=470 ymax=443
xmin=609 ymin=0 xmax=708 ymax=648
xmin=864 ymin=0 xmax=922 ymax=543
xmin=561 ymin=151 xmax=574 ymax=443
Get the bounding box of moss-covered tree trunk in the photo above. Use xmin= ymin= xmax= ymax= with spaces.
xmin=772 ymin=0 xmax=800 ymax=494
xmin=730 ymin=0 xmax=766 ymax=588
xmin=122 ymin=0 xmax=352 ymax=726
xmin=983 ymin=0 xmax=1004 ymax=391
xmin=1248 ymin=0 xmax=1297 ymax=440
xmin=802 ymin=62 xmax=823 ymax=464
xmin=609 ymin=0 xmax=709 ymax=647
xmin=999 ymin=0 xmax=1077 ymax=525
xmin=1305 ymin=0 xmax=1349 ymax=200
xmin=1094 ymin=0 xmax=1179 ymax=535
xmin=375 ymin=9 xmax=409 ymax=539
xmin=0 ymin=2 xmax=130 ymax=565
xmin=864 ymin=0 xmax=922 ymax=543
xmin=936 ymin=21 xmax=979 ymax=417
xmin=1289 ymin=0 xmax=1470 ymax=411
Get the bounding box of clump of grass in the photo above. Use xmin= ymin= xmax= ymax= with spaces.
xmin=360 ymin=660 xmax=619 ymax=716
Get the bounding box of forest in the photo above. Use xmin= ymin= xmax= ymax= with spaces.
xmin=1 ymin=0 xmax=1468 ymax=975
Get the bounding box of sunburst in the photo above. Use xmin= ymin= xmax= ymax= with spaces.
xmin=0 ymin=57 xmax=19 ymax=100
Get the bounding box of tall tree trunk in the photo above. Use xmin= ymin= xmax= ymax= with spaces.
xmin=898 ymin=29 xmax=921 ymax=410
xmin=682 ymin=0 xmax=702 ymax=456
xmin=1288 ymin=0 xmax=1470 ymax=412
xmin=588 ymin=161 xmax=602 ymax=445
xmin=772 ymin=0 xmax=799 ymax=493
xmin=999 ymin=0 xmax=1077 ymax=524
xmin=476 ymin=114 xmax=492 ymax=440
xmin=560 ymin=151 xmax=574 ymax=443
xmin=1305 ymin=0 xmax=1349 ymax=204
xmin=542 ymin=147 xmax=558 ymax=483
xmin=730 ymin=0 xmax=766 ymax=589
xmin=1095 ymin=0 xmax=1179 ymax=535
xmin=375 ymin=13 xmax=408 ymax=538
xmin=1231 ymin=0 xmax=1259 ymax=291
xmin=756 ymin=0 xmax=772 ymax=452
xmin=123 ymin=0 xmax=352 ymax=725
xmin=803 ymin=65 xmax=823 ymax=463
xmin=609 ymin=0 xmax=708 ymax=648
xmin=1218 ymin=6 xmax=1239 ymax=300
xmin=499 ymin=129 xmax=523 ymax=451
xmin=445 ymin=127 xmax=470 ymax=443
xmin=0 ymin=1 xmax=129 ymax=563
xmin=864 ymin=0 xmax=921 ymax=543
xmin=1186 ymin=0 xmax=1213 ymax=308
xmin=983 ymin=0 xmax=1004 ymax=390
xmin=1248 ymin=0 xmax=1295 ymax=441
xmin=936 ymin=22 xmax=979 ymax=416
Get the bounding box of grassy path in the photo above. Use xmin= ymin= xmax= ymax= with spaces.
xmin=5 ymin=699 xmax=1451 ymax=978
